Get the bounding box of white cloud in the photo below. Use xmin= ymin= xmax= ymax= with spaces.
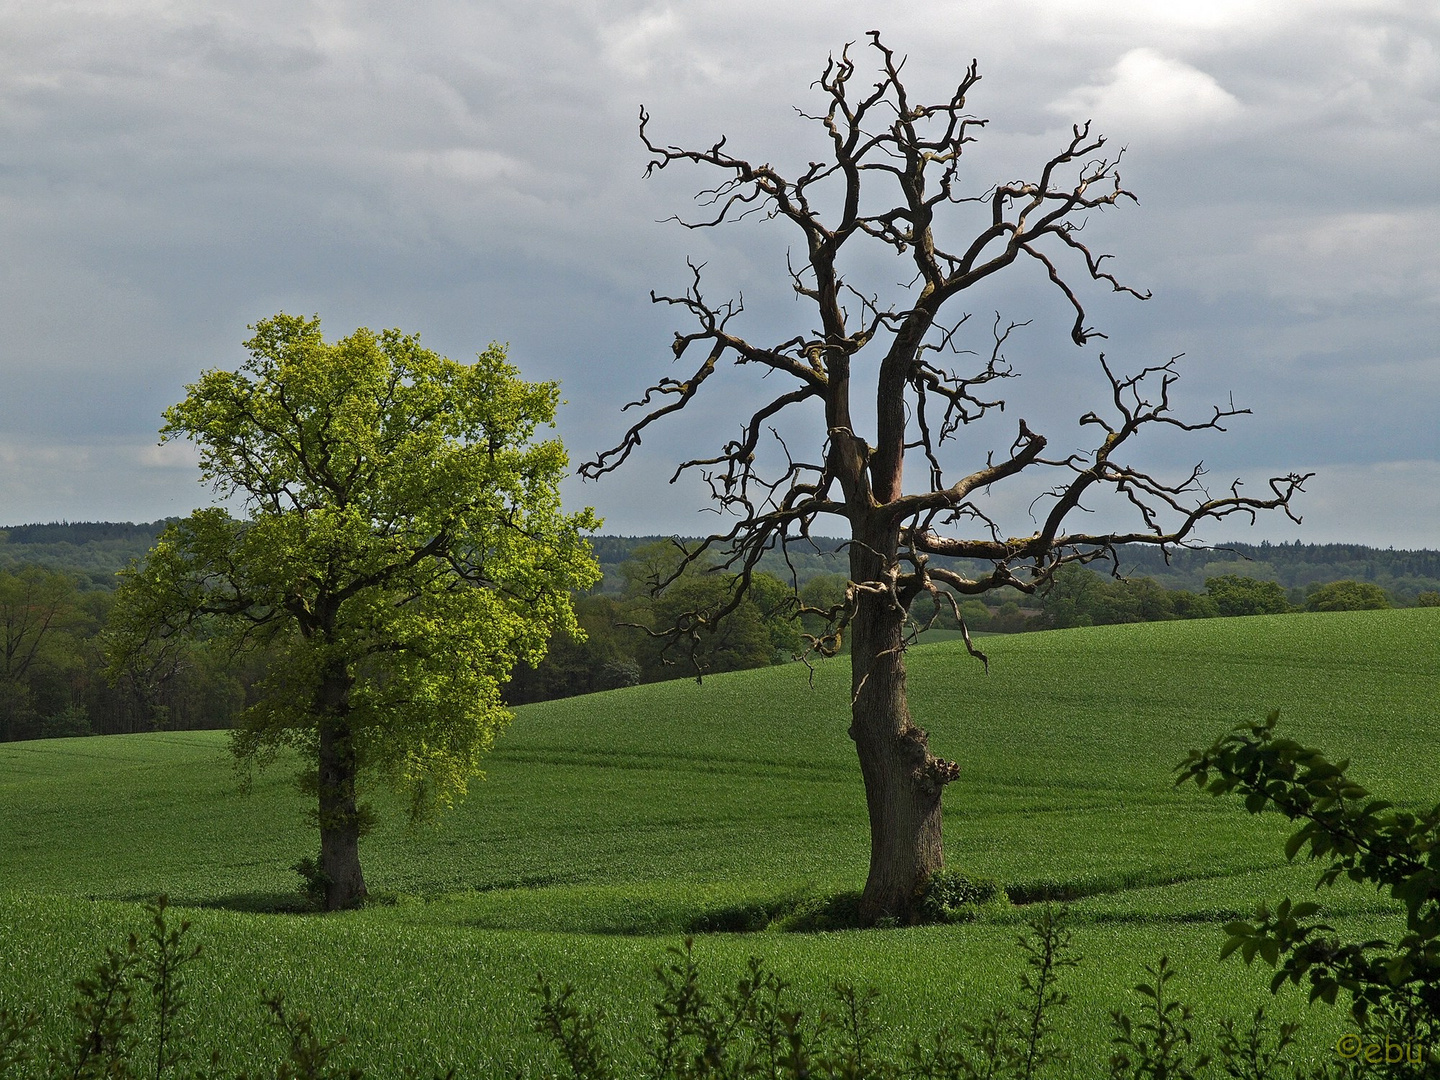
xmin=1051 ymin=48 xmax=1242 ymax=137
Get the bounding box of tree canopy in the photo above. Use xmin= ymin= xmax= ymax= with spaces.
xmin=1304 ymin=579 xmax=1391 ymax=612
xmin=108 ymin=314 xmax=600 ymax=908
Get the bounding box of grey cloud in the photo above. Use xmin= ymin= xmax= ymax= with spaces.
xmin=0 ymin=1 xmax=1433 ymax=547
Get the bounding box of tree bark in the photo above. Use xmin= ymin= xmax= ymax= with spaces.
xmin=316 ymin=665 xmax=367 ymax=911
xmin=848 ymin=539 xmax=956 ymax=924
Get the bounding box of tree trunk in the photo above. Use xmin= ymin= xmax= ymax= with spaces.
xmin=316 ymin=666 xmax=367 ymax=911
xmin=849 ymin=555 xmax=958 ymax=924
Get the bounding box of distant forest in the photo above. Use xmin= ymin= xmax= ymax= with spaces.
xmin=0 ymin=521 xmax=1436 ymax=742
xmin=6 ymin=522 xmax=1440 ymax=600
xmin=589 ymin=535 xmax=1440 ymax=602
xmin=0 ymin=520 xmax=171 ymax=588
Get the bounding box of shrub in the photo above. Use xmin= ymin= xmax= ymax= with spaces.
xmin=915 ymin=869 xmax=1010 ymax=925
xmin=292 ymin=855 xmax=333 ymax=909
xmin=536 ymin=908 xmax=1080 ymax=1079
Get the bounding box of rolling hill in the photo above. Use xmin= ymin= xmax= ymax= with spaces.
xmin=0 ymin=609 xmax=1435 ymax=1073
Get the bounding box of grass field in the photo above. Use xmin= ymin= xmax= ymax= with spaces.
xmin=1 ymin=608 xmax=1436 ymax=1074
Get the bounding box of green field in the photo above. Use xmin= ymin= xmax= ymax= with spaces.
xmin=2 ymin=609 xmax=1437 ymax=1074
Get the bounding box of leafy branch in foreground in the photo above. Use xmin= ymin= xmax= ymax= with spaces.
xmin=0 ymin=889 xmax=1389 ymax=1078
xmin=535 ymin=908 xmax=1089 ymax=1079
xmin=1178 ymin=710 xmax=1440 ymax=1045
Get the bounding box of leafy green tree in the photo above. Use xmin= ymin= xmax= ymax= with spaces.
xmin=747 ymin=572 xmax=802 ymax=660
xmin=107 ymin=314 xmax=599 ymax=909
xmin=1167 ymin=590 xmax=1218 ymax=620
xmin=955 ymin=599 xmax=993 ymax=632
xmin=1038 ymin=566 xmax=1178 ymax=629
xmin=1304 ymin=579 xmax=1390 ymax=612
xmin=1204 ymin=575 xmax=1291 ymax=617
xmin=1036 ymin=565 xmax=1102 ymax=630
xmin=645 ymin=574 xmax=775 ymax=677
xmin=798 ymin=574 xmax=848 ymax=641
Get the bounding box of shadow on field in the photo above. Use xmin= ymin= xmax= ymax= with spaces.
xmin=125 ymin=891 xmax=315 ymax=915
xmin=1006 ymin=863 xmax=1280 ymax=906
xmin=680 ymin=863 xmax=1287 ymax=934
xmin=684 ymin=889 xmax=865 ymax=933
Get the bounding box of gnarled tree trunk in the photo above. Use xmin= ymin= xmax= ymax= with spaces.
xmin=849 ymin=535 xmax=958 ymax=924
xmin=316 ymin=665 xmax=367 ymax=911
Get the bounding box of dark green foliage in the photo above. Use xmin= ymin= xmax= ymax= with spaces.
xmin=1169 ymin=591 xmax=1221 ymax=620
xmin=237 ymin=994 xmax=362 ymax=1080
xmin=509 ymin=543 xmax=802 ymax=702
xmin=1178 ymin=712 xmax=1440 ymax=1050
xmin=0 ymin=1004 xmax=41 ymax=1078
xmin=1036 ymin=567 xmax=1292 ymax=629
xmin=906 ymin=905 xmax=1080 ymax=1080
xmin=531 ymin=907 xmax=1358 ymax=1080
xmin=1108 ymin=956 xmax=1211 ymax=1079
xmin=45 ymin=895 xmax=208 ymax=1080
xmin=139 ymin=895 xmax=204 ymax=1079
xmin=1214 ymin=1007 xmax=1302 ymax=1080
xmin=1013 ymin=905 xmax=1078 ymax=1080
xmin=0 ymin=564 xmax=260 ymax=741
xmin=529 ymin=913 xmax=1088 ymax=1080
xmin=915 ymin=871 xmax=1008 ymax=924
xmin=58 ymin=928 xmax=140 ymax=1078
xmin=3 ymin=897 xmax=410 ymax=1080
xmin=799 ymin=574 xmax=848 ymax=638
xmin=648 ymin=939 xmax=795 ymax=1079
xmin=1303 ymin=581 xmax=1391 ymax=612
xmin=0 ymin=522 xmax=170 ymax=586
xmin=290 ymin=856 xmax=332 ymax=910
xmin=1 ymin=877 xmax=1427 ymax=1078
xmin=1203 ymin=577 xmax=1292 ymax=618
xmin=2 ymin=524 xmax=1434 ymax=733
xmin=1113 ymin=541 xmax=1440 ymax=602
xmin=533 ymin=978 xmax=615 ymax=1080
xmin=536 ymin=938 xmax=826 ymax=1080
xmin=533 ymin=937 xmax=895 ymax=1079
xmin=592 ymin=536 xmax=1440 ymax=612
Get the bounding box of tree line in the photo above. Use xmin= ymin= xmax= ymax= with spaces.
xmin=0 ymin=566 xmax=265 ymax=742
xmin=0 ymin=541 xmax=1436 ymax=742
xmin=506 ymin=558 xmax=1437 ymax=706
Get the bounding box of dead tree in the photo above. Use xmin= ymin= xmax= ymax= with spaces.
xmin=583 ymin=33 xmax=1308 ymax=924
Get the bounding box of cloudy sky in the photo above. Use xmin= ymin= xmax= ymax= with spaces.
xmin=1 ymin=1 xmax=1436 ymax=548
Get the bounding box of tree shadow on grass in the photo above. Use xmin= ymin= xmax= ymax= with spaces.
xmin=104 ymin=890 xmax=313 ymax=915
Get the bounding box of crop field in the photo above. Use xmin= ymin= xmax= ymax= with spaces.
xmin=1 ymin=608 xmax=1437 ymax=1074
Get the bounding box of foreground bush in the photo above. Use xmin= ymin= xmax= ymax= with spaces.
xmin=0 ymin=892 xmax=1424 ymax=1078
